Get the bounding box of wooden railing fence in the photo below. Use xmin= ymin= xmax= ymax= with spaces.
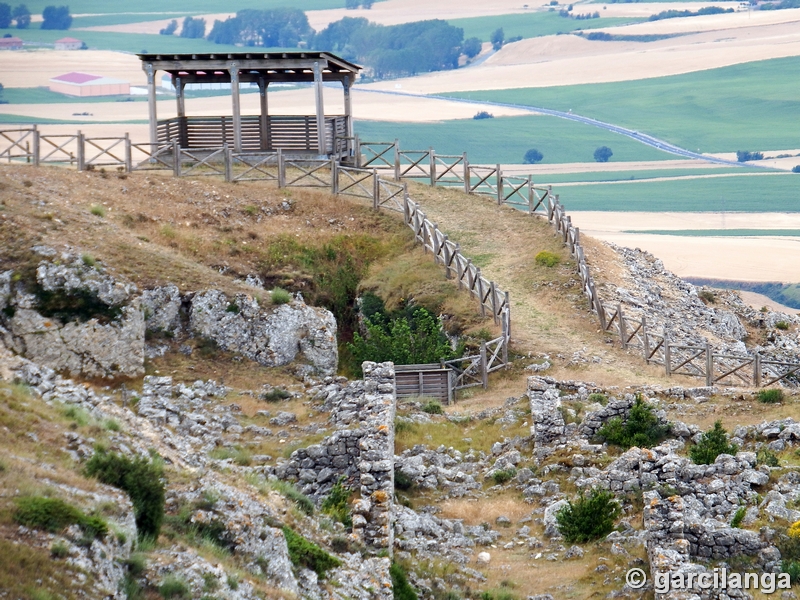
xmin=2 ymin=126 xmax=797 ymax=388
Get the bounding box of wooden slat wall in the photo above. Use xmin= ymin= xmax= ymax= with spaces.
xmin=395 ymin=368 xmax=451 ymax=403
xmin=156 ymin=115 xmax=348 ymax=153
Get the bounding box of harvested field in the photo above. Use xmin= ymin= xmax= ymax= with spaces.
xmin=0 ymin=50 xmax=147 ymax=88
xmin=365 ymin=17 xmax=800 ymax=92
xmin=570 ymin=211 xmax=800 ymax=283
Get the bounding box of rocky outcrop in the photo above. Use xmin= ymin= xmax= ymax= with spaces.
xmin=0 ymin=251 xmax=145 ymax=379
xmin=189 ymin=289 xmax=338 ymax=376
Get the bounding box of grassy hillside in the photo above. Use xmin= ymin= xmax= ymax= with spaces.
xmin=446 ymin=57 xmax=800 ymax=153
xmin=355 ymin=114 xmax=677 ymax=164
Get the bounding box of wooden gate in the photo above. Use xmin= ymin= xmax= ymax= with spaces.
xmin=394 ymin=364 xmax=454 ymax=404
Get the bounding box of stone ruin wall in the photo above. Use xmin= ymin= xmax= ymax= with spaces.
xmin=279 ymin=361 xmax=396 ymax=555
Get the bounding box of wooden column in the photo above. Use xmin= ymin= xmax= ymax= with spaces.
xmin=343 ymin=74 xmax=353 ymax=140
xmin=144 ymin=63 xmax=158 ymax=149
xmin=228 ymin=62 xmax=242 ymax=153
xmin=258 ymin=77 xmax=269 ymax=151
xmin=174 ymin=75 xmax=187 ymax=148
xmin=313 ymin=61 xmax=327 ymax=156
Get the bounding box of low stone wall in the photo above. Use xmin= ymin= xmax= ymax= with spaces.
xmin=279 ymin=361 xmax=396 ymax=555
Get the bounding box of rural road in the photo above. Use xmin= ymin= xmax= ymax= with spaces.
xmin=359 ymin=87 xmax=755 ymax=169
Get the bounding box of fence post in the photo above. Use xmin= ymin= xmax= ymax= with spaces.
xmin=394 ymin=138 xmax=400 ymax=181
xmin=124 ymin=133 xmax=132 ymax=172
xmin=277 ymin=148 xmax=285 ymax=188
xmin=442 ymin=235 xmax=451 ymax=278
xmin=463 ymin=153 xmax=470 ymax=194
xmin=32 ymin=125 xmax=40 ymax=167
xmin=496 ymin=164 xmax=503 ymax=205
xmin=402 ymin=184 xmax=410 ymax=224
xmin=432 ymin=224 xmax=440 ymax=262
xmin=754 ymin=354 xmax=761 ymax=387
xmin=490 ymin=281 xmax=498 ymax=324
xmin=354 ymin=134 xmax=361 ymax=168
xmin=502 ymin=309 xmax=509 ymax=365
xmin=642 ymin=315 xmax=650 ymax=362
xmin=77 ymin=131 xmax=85 ymax=171
xmin=480 ymin=342 xmax=488 ymax=389
xmin=705 ymin=342 xmax=713 ymax=387
xmin=331 ymin=160 xmax=337 ymax=194
xmin=372 ymin=169 xmax=380 ymax=210
xmin=618 ymin=303 xmax=626 ymax=349
xmin=455 ymin=243 xmax=463 ymax=289
xmin=429 ymin=148 xmax=436 ymax=186
xmin=504 ymin=291 xmax=511 ymax=341
xmin=664 ymin=334 xmax=672 ymax=376
xmin=224 ymin=145 xmax=233 ymax=182
xmin=527 ymin=176 xmax=534 ymax=214
xmin=475 ymin=269 xmax=486 ymax=317
xmin=172 ymin=140 xmax=180 ymax=177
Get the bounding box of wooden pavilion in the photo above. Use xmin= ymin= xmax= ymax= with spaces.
xmin=138 ymin=52 xmax=361 ymax=159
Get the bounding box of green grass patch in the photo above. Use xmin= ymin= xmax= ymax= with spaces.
xmin=355 ymin=114 xmax=676 ymax=165
xmin=281 ymin=526 xmax=342 ymax=578
xmin=14 ymin=496 xmax=108 ymax=540
xmin=448 ymin=13 xmax=643 ymax=41
xmin=0 ymin=87 xmax=146 ymax=105
xmin=758 ymin=389 xmax=785 ymax=404
xmin=624 ymin=229 xmax=800 ymax=237
xmin=553 ymin=174 xmax=800 ymax=212
xmin=445 ymin=56 xmax=800 ymax=154
xmin=536 ymin=166 xmax=765 ymax=184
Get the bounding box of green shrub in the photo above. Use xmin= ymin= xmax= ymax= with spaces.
xmin=105 ymin=419 xmax=121 ymax=432
xmin=587 ymin=393 xmax=608 ymax=406
xmin=281 ymin=526 xmax=342 ymax=578
xmin=758 ymin=389 xmax=785 ymax=404
xmin=792 ymin=165 xmax=800 ymax=174
xmin=757 ymin=447 xmax=780 ymax=467
xmin=348 ymin=307 xmax=456 ymax=375
xmin=159 ymin=574 xmax=190 ymax=599
xmin=783 ymin=561 xmax=800 ymax=585
xmin=597 ymin=397 xmax=669 ymax=449
xmin=50 ymin=540 xmax=69 ymax=558
xmin=775 ymin=321 xmax=790 ymax=331
xmin=394 ymin=468 xmax=414 ymax=491
xmin=391 ymin=562 xmax=418 ymax=600
xmin=534 ymin=251 xmax=560 ymax=267
xmin=209 ymin=446 xmax=252 ymax=466
xmin=13 ymin=496 xmax=108 ymax=539
xmin=125 ymin=553 xmax=147 ymax=577
xmin=260 ymin=388 xmax=292 ymax=402
xmin=421 ymin=400 xmax=444 ymax=415
xmin=320 ymin=478 xmax=352 ymax=528
xmin=85 ymin=450 xmax=165 ymax=539
xmin=271 ymin=480 xmax=314 ymax=516
xmin=90 ymin=204 xmax=106 ymax=217
xmin=81 ymin=253 xmax=96 ymax=267
xmin=492 ymin=468 xmax=517 ymax=485
xmin=731 ymin=506 xmax=747 ymax=528
xmin=698 ymin=290 xmax=716 ymax=304
xmin=689 ymin=421 xmax=738 ymax=465
xmin=556 ymin=488 xmax=621 ymax=543
xmin=270 ymin=287 xmax=292 ymax=305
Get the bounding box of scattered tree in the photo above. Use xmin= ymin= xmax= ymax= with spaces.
xmin=556 ymin=488 xmax=621 ymax=543
xmin=736 ymin=150 xmax=764 ymax=162
xmin=12 ymin=4 xmax=30 ymax=28
xmin=523 ymin=148 xmax=544 ymax=164
xmin=490 ymin=27 xmax=505 ymax=50
xmin=597 ymin=396 xmax=670 ymax=449
xmin=0 ymin=3 xmax=12 ymax=28
xmin=461 ymin=36 xmax=482 ymax=58
xmin=41 ymin=5 xmax=71 ymax=29
xmin=180 ymin=16 xmax=205 ymax=39
xmin=792 ymin=165 xmax=800 ymax=173
xmin=159 ymin=19 xmax=178 ymax=35
xmin=594 ymin=145 xmax=613 ymax=162
xmin=689 ymin=420 xmax=738 ymax=465
xmin=209 ymin=8 xmax=311 ymax=47
xmin=473 ymin=110 xmax=493 ymax=120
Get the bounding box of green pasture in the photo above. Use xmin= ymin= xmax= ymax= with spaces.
xmin=70 ymin=14 xmax=187 ymax=28
xmin=536 ymin=166 xmax=765 ymax=185
xmin=552 ymin=173 xmax=800 ymax=212
xmin=8 ymin=0 xmax=356 ymax=17
xmin=445 ymin=57 xmax=800 ymax=154
xmin=624 ymin=229 xmax=800 ymax=237
xmin=0 ymin=114 xmax=146 ymax=124
xmin=448 ymin=12 xmax=643 ymax=41
xmin=355 ymin=115 xmax=676 ymax=165
xmin=0 ymin=88 xmax=148 ymax=104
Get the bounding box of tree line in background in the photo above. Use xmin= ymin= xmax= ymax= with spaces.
xmin=0 ymin=4 xmax=71 ymax=29
xmin=155 ymin=7 xmax=488 ymax=80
